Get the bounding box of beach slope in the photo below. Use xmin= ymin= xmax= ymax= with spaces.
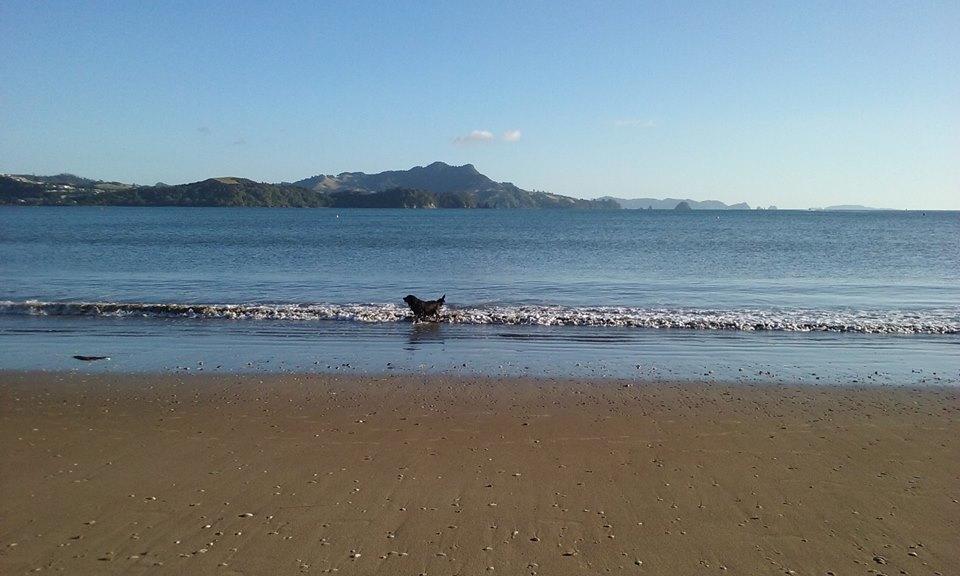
xmin=1 ymin=372 xmax=957 ymax=575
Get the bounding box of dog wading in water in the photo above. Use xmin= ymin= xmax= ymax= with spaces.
xmin=403 ymin=294 xmax=445 ymax=322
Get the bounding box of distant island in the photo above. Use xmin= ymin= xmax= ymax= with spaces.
xmin=2 ymin=163 xmax=889 ymax=210
xmin=601 ymin=196 xmax=752 ymax=210
xmin=0 ymin=163 xmax=617 ymax=209
xmin=816 ymin=204 xmax=884 ymax=211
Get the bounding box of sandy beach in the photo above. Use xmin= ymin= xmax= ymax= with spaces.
xmin=1 ymin=372 xmax=957 ymax=575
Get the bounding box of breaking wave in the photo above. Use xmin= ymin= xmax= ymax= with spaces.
xmin=2 ymin=300 xmax=958 ymax=334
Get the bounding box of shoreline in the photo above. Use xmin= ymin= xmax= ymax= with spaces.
xmin=2 ymin=319 xmax=958 ymax=386
xmin=2 ymin=371 xmax=958 ymax=574
xmin=3 ymin=368 xmax=960 ymax=388
xmin=3 ymin=367 xmax=959 ymax=389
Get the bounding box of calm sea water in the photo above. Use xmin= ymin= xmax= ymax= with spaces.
xmin=1 ymin=207 xmax=958 ymax=383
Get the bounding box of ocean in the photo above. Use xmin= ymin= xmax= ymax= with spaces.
xmin=1 ymin=207 xmax=958 ymax=383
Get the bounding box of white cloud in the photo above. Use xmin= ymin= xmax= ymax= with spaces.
xmin=502 ymin=129 xmax=522 ymax=142
xmin=454 ymin=129 xmax=495 ymax=145
xmin=614 ymin=118 xmax=656 ymax=128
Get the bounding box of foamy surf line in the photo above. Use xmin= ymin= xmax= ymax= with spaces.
xmin=2 ymin=300 xmax=959 ymax=334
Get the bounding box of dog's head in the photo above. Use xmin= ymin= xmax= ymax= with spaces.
xmin=403 ymin=295 xmax=418 ymax=305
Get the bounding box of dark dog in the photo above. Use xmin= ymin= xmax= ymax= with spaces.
xmin=403 ymin=294 xmax=445 ymax=322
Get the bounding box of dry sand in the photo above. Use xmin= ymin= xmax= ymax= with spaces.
xmin=1 ymin=371 xmax=958 ymax=575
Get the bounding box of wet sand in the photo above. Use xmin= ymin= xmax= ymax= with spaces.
xmin=1 ymin=372 xmax=957 ymax=575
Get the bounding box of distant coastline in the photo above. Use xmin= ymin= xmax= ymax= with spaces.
xmin=0 ymin=164 xmax=618 ymax=209
xmin=2 ymin=163 xmax=894 ymax=210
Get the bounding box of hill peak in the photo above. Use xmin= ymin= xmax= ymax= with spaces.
xmin=288 ymin=163 xmax=617 ymax=209
xmin=293 ymin=162 xmax=496 ymax=196
xmin=421 ymin=161 xmax=478 ymax=173
xmin=209 ymin=177 xmax=253 ymax=185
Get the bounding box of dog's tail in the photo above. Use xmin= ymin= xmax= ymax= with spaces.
xmin=440 ymin=294 xmax=445 ymax=302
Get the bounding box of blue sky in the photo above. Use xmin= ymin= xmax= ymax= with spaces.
xmin=1 ymin=1 xmax=957 ymax=208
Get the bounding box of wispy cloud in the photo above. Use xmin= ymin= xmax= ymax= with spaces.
xmin=454 ymin=130 xmax=495 ymax=145
xmin=232 ymin=137 xmax=247 ymax=146
xmin=613 ymin=118 xmax=656 ymax=128
xmin=453 ymin=129 xmax=524 ymax=145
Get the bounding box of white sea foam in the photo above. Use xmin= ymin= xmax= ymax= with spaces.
xmin=2 ymin=300 xmax=958 ymax=334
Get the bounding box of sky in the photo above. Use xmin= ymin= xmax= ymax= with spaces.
xmin=1 ymin=1 xmax=958 ymax=209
